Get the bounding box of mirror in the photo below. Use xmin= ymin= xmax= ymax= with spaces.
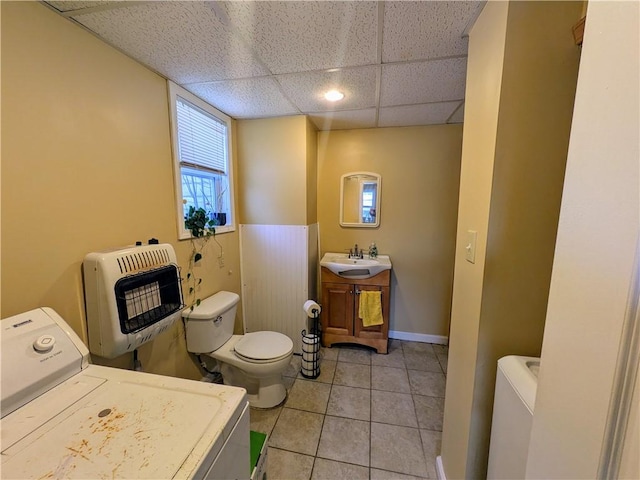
xmin=340 ymin=172 xmax=381 ymax=228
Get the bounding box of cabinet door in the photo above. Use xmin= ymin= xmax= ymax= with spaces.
xmin=354 ymin=285 xmax=389 ymax=339
xmin=321 ymin=282 xmax=354 ymax=336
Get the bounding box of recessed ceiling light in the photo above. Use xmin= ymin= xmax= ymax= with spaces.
xmin=324 ymin=90 xmax=345 ymax=102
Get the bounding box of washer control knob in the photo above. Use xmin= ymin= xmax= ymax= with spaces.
xmin=33 ymin=335 xmax=55 ymax=352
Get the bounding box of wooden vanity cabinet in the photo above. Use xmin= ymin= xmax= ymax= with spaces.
xmin=320 ymin=267 xmax=390 ymax=354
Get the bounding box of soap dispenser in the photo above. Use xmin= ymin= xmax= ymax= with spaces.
xmin=368 ymin=242 xmax=378 ymax=259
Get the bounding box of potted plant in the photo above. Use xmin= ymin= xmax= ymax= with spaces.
xmin=183 ymin=205 xmax=216 ymax=313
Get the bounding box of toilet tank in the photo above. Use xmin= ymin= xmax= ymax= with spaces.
xmin=487 ymin=355 xmax=540 ymax=480
xmin=183 ymin=291 xmax=240 ymax=354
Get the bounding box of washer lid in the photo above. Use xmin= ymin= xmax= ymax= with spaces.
xmin=1 ymin=366 xmax=247 ymax=480
xmin=234 ymin=332 xmax=293 ymax=360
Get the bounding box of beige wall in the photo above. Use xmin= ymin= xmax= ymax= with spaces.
xmin=305 ymin=117 xmax=318 ymax=225
xmin=236 ymin=115 xmax=316 ymax=226
xmin=1 ymin=1 xmax=242 ymax=378
xmin=441 ymin=1 xmax=582 ymax=478
xmin=317 ymin=125 xmax=463 ymax=337
xmin=526 ymin=2 xmax=639 ymax=477
xmin=441 ymin=3 xmax=508 ymax=478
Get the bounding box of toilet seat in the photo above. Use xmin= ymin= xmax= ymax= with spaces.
xmin=234 ymin=331 xmax=293 ymax=364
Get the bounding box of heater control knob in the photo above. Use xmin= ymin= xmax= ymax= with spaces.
xmin=33 ymin=334 xmax=55 ymax=353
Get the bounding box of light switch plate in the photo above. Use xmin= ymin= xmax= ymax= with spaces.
xmin=465 ymin=230 xmax=477 ymax=264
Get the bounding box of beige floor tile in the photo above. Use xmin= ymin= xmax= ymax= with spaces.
xmin=249 ymin=406 xmax=282 ymax=435
xmin=298 ymin=359 xmax=336 ymax=384
xmin=326 ymin=385 xmax=370 ymax=421
xmin=283 ymin=375 xmax=295 ymax=392
xmin=407 ymin=370 xmax=446 ymax=397
xmin=311 ymin=458 xmax=369 ymax=480
xmin=338 ymin=347 xmax=372 ymax=365
xmin=267 ymin=344 xmax=449 ymax=479
xmin=413 ymin=395 xmax=445 ymax=431
xmin=267 ymin=447 xmax=314 ymax=480
xmin=371 ymin=422 xmax=427 ymax=477
xmin=393 ymin=340 xmax=413 ymax=349
xmin=432 ymin=344 xmax=448 ymax=356
xmin=269 ymin=408 xmax=324 ymax=456
xmin=371 ymin=347 xmax=406 ymax=368
xmin=371 ymin=365 xmax=411 ymax=393
xmin=320 ymin=347 xmax=339 ymax=361
xmin=420 ymin=429 xmax=442 ymax=479
xmin=284 ymin=355 xmax=302 ymax=378
xmin=436 ymin=352 xmax=448 ymax=374
xmin=334 ymin=362 xmax=371 ymax=389
xmin=317 ymin=416 xmax=370 ymax=466
xmin=387 ymin=338 xmax=404 ymax=352
xmin=403 ymin=351 xmax=444 ymax=373
xmin=401 ymin=341 xmax=435 ymax=355
xmin=370 ymin=469 xmax=428 ymax=480
xmin=286 ymin=379 xmax=331 ymax=414
xmin=371 ymin=390 xmax=417 ymax=427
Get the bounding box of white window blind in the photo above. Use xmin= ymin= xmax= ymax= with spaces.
xmin=176 ymin=96 xmax=228 ymax=174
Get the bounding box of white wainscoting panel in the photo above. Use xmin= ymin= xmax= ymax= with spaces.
xmin=240 ymin=224 xmax=318 ymax=353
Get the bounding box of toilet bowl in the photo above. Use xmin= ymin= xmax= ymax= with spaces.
xmin=183 ymin=291 xmax=293 ymax=408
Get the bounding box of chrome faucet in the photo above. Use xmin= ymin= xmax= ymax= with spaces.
xmin=349 ymin=244 xmax=364 ymax=259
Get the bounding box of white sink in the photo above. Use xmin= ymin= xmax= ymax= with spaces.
xmin=320 ymin=252 xmax=392 ymax=279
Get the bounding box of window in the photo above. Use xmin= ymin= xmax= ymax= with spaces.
xmin=361 ymin=182 xmax=377 ymax=223
xmin=168 ymin=81 xmax=234 ymax=239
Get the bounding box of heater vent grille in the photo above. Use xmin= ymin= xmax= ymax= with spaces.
xmin=116 ymin=248 xmax=172 ymax=274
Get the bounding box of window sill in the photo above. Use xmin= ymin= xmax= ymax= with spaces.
xmin=178 ymin=224 xmax=236 ymax=241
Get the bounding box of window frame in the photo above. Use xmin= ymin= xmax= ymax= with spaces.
xmin=168 ymin=81 xmax=235 ymax=240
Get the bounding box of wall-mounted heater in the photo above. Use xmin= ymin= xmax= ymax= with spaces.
xmin=83 ymin=243 xmax=183 ymax=358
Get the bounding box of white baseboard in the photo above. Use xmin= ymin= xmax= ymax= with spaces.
xmin=436 ymin=455 xmax=447 ymax=480
xmin=389 ymin=330 xmax=448 ymax=345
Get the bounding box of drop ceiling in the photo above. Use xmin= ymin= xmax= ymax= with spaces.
xmin=43 ymin=1 xmax=485 ymax=131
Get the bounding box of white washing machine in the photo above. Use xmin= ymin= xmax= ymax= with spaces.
xmin=486 ymin=355 xmax=540 ymax=480
xmin=1 ymin=307 xmax=250 ymax=479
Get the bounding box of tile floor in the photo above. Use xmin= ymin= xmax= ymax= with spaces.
xmin=249 ymin=339 xmax=448 ymax=480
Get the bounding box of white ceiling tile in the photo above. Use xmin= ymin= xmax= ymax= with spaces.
xmin=379 ymin=102 xmax=460 ymax=128
xmin=382 ymin=1 xmax=480 ymax=63
xmin=45 ymin=1 xmax=477 ymax=129
xmin=221 ymin=1 xmax=378 ymax=74
xmin=46 ymin=1 xmax=114 ymax=12
xmin=381 ymin=58 xmax=467 ymax=107
xmin=448 ymin=102 xmax=465 ymax=123
xmin=277 ymin=67 xmax=377 ymax=112
xmin=185 ymin=78 xmax=299 ymax=119
xmin=309 ymin=109 xmax=377 ymax=131
xmin=71 ymin=2 xmax=269 ymax=83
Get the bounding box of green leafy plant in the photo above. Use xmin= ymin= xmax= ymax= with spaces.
xmin=184 ymin=206 xmax=216 ymax=239
xmin=183 ymin=206 xmax=216 ymax=312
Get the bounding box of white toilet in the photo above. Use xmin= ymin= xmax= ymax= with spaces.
xmin=183 ymin=291 xmax=293 ymax=408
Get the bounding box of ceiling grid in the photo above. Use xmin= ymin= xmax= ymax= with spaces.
xmin=44 ymin=0 xmax=484 ymax=130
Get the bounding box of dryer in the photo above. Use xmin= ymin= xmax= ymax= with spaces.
xmin=487 ymin=355 xmax=540 ymax=480
xmin=1 ymin=307 xmax=249 ymax=479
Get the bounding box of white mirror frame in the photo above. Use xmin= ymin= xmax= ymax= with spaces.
xmin=339 ymin=172 xmax=381 ymax=228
